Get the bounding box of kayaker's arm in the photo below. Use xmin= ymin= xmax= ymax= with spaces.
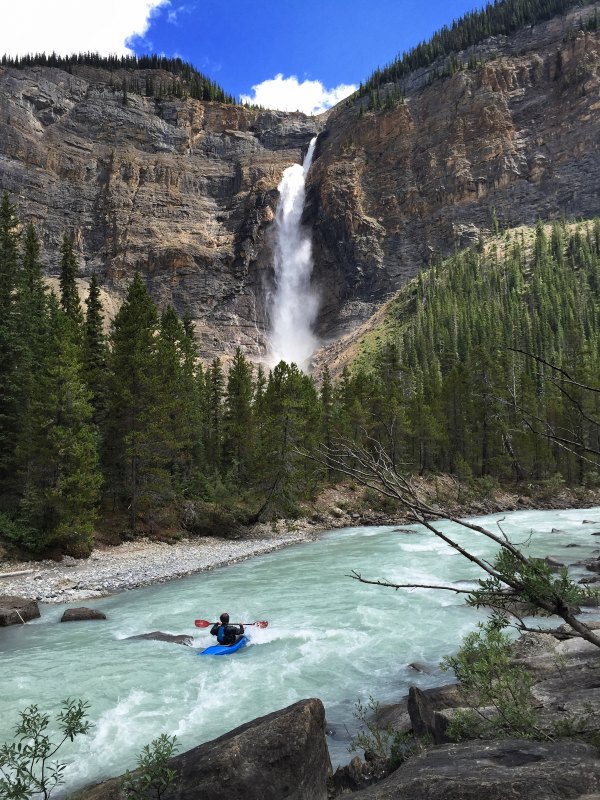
xmin=209 ymin=623 xmax=219 ymax=637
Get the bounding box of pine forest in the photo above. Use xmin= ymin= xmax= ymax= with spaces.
xmin=2 ymin=188 xmax=599 ymax=558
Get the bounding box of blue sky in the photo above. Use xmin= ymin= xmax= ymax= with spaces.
xmin=2 ymin=0 xmax=487 ymax=113
xmin=131 ymin=0 xmax=484 ymax=109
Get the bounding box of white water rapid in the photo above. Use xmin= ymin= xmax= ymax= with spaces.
xmin=269 ymin=136 xmax=318 ymax=368
xmin=2 ymin=508 xmax=600 ymax=794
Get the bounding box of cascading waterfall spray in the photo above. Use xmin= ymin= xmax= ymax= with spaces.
xmin=269 ymin=136 xmax=318 ymax=368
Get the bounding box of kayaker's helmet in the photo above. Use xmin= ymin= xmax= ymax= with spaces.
xmin=219 ymin=612 xmax=229 ymax=624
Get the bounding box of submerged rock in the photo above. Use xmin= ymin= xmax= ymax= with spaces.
xmin=0 ymin=595 xmax=40 ymax=626
xmin=408 ymin=661 xmax=439 ymax=676
xmin=125 ymin=631 xmax=193 ymax=646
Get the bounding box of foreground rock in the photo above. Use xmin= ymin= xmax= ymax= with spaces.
xmin=61 ymin=607 xmax=107 ymax=622
xmin=0 ymin=595 xmax=40 ymax=626
xmin=125 ymin=631 xmax=193 ymax=646
xmin=73 ymin=698 xmax=331 ymax=800
xmin=345 ymin=632 xmax=600 ymax=798
xmin=349 ymin=739 xmax=600 ymax=799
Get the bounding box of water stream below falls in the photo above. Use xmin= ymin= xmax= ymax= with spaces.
xmin=2 ymin=507 xmax=600 ymax=792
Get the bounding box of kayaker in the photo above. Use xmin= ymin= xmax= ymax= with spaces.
xmin=210 ymin=613 xmax=244 ymax=646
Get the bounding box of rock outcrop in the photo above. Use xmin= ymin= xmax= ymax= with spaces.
xmin=73 ymin=698 xmax=331 ymax=800
xmin=348 ymin=739 xmax=600 ymax=800
xmin=342 ymin=632 xmax=600 ymax=799
xmin=0 ymin=595 xmax=40 ymax=626
xmin=309 ymin=4 xmax=600 ymax=366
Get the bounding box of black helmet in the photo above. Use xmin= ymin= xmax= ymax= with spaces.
xmin=219 ymin=612 xmax=229 ymax=623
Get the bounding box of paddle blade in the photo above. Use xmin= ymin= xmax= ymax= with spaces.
xmin=254 ymin=620 xmax=269 ymax=629
xmin=194 ymin=619 xmax=212 ymax=628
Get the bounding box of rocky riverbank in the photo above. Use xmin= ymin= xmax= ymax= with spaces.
xmin=2 ymin=478 xmax=600 ymax=604
xmin=0 ymin=529 xmax=317 ymax=604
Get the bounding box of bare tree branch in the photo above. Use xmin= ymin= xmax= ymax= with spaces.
xmin=348 ymin=570 xmax=474 ymax=593
xmin=302 ymin=434 xmax=600 ymax=649
xmin=508 ymin=347 xmax=600 ymax=394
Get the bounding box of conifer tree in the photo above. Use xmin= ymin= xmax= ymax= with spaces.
xmin=320 ymin=365 xmax=334 ymax=457
xmin=0 ymin=193 xmax=23 ymax=501
xmin=106 ymin=273 xmax=159 ymax=532
xmin=19 ymin=296 xmax=101 ymax=556
xmin=204 ymin=358 xmax=225 ymax=473
xmin=258 ymin=362 xmax=321 ymax=516
xmin=14 ymin=223 xmax=50 ymax=492
xmin=59 ymin=234 xmax=83 ymax=326
xmin=223 ymin=348 xmax=254 ymax=484
xmin=83 ymin=274 xmax=106 ymax=422
xmin=148 ymin=306 xmax=200 ymax=506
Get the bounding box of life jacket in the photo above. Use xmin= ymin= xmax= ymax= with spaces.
xmin=217 ymin=625 xmax=227 ymax=644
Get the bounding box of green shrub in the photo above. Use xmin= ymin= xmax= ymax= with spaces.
xmin=350 ymin=697 xmax=425 ymax=771
xmin=0 ymin=699 xmax=92 ymax=800
xmin=0 ymin=512 xmax=37 ymax=551
xmin=441 ymin=617 xmax=537 ymax=740
xmin=123 ymin=734 xmax=179 ymax=800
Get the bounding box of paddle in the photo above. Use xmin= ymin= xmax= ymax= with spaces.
xmin=194 ymin=619 xmax=269 ymax=629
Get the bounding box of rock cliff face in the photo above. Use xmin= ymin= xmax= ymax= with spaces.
xmin=309 ymin=3 xmax=600 ymax=344
xmin=0 ymin=4 xmax=599 ymax=364
xmin=0 ymin=64 xmax=319 ymax=360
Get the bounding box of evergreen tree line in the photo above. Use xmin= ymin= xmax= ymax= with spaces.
xmin=0 ymin=52 xmax=236 ymax=104
xmin=348 ymin=219 xmax=600 ymax=485
xmin=0 ymin=192 xmax=324 ymax=557
xmin=359 ymin=0 xmax=596 ymax=98
xmin=2 ymin=187 xmax=600 ymax=558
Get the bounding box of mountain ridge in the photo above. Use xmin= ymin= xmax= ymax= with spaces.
xmin=0 ymin=2 xmax=598 ymax=365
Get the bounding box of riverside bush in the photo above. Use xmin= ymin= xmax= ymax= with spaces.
xmin=0 ymin=699 xmax=92 ymax=800
xmin=441 ymin=617 xmax=537 ymax=740
xmin=0 ymin=512 xmax=36 ymax=552
xmin=122 ymin=734 xmax=179 ymax=800
xmin=350 ymin=696 xmax=424 ymax=771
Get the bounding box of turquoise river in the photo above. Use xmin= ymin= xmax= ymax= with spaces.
xmin=1 ymin=507 xmax=600 ymax=792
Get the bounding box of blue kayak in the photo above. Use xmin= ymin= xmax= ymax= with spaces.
xmin=198 ymin=636 xmax=248 ymax=657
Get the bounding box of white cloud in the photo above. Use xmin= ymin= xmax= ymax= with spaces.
xmin=240 ymin=74 xmax=357 ymax=116
xmin=0 ymin=0 xmax=170 ymax=58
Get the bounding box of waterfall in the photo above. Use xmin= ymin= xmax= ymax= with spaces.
xmin=268 ymin=136 xmax=318 ymax=368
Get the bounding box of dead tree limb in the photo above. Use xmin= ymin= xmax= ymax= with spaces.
xmin=302 ymin=436 xmax=600 ymax=649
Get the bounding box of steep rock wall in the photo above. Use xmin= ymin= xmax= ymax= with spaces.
xmin=0 ymin=64 xmax=319 ymax=360
xmin=308 ymin=5 xmax=600 ymax=344
xmin=1 ymin=4 xmax=599 ymax=365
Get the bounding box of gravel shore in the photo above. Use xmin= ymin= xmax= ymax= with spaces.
xmin=0 ymin=529 xmax=317 ymax=604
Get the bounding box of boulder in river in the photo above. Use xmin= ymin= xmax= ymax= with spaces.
xmin=333 ymin=754 xmax=388 ymax=795
xmin=408 ymin=661 xmax=439 ymax=676
xmin=72 ymin=698 xmax=331 ymax=800
xmin=543 ymin=555 xmax=564 ymax=571
xmin=0 ymin=595 xmax=40 ymax=626
xmin=61 ymin=607 xmax=107 ymax=622
xmin=126 ymin=631 xmax=193 ymax=646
